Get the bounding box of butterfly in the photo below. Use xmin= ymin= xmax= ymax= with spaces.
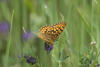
xmin=38 ymin=22 xmax=66 ymax=52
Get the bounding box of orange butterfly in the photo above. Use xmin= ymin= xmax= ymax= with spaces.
xmin=38 ymin=22 xmax=66 ymax=46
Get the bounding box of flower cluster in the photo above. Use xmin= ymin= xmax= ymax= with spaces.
xmin=22 ymin=31 xmax=33 ymax=41
xmin=44 ymin=42 xmax=53 ymax=53
xmin=24 ymin=56 xmax=37 ymax=65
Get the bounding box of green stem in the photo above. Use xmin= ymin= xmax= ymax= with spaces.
xmin=77 ymin=8 xmax=95 ymax=41
xmin=58 ymin=61 xmax=62 ymax=67
xmin=4 ymin=10 xmax=14 ymax=67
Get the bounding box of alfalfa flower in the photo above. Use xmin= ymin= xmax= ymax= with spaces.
xmin=44 ymin=42 xmax=53 ymax=53
xmin=22 ymin=31 xmax=33 ymax=41
xmin=22 ymin=27 xmax=33 ymax=41
xmin=17 ymin=53 xmax=37 ymax=65
xmin=0 ymin=21 xmax=10 ymax=39
xmin=24 ymin=56 xmax=37 ymax=65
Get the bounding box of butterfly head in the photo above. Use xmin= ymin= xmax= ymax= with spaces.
xmin=44 ymin=42 xmax=54 ymax=53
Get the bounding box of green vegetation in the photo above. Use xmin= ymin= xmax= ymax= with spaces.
xmin=0 ymin=0 xmax=100 ymax=67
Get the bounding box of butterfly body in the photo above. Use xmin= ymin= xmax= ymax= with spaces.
xmin=38 ymin=22 xmax=66 ymax=46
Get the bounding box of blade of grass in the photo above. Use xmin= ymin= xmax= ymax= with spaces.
xmin=77 ymin=8 xmax=95 ymax=41
xmin=4 ymin=10 xmax=14 ymax=67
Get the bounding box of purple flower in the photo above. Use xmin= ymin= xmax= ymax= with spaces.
xmin=24 ymin=56 xmax=37 ymax=65
xmin=96 ymin=64 xmax=100 ymax=66
xmin=22 ymin=31 xmax=33 ymax=41
xmin=0 ymin=21 xmax=10 ymax=39
xmin=44 ymin=42 xmax=53 ymax=53
xmin=0 ymin=21 xmax=10 ymax=33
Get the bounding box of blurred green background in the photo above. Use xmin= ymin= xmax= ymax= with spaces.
xmin=0 ymin=0 xmax=100 ymax=67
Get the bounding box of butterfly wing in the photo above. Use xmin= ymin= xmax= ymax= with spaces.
xmin=38 ymin=22 xmax=66 ymax=45
xmin=50 ymin=22 xmax=66 ymax=40
xmin=38 ymin=26 xmax=53 ymax=42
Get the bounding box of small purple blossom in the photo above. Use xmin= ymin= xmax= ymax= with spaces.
xmin=24 ymin=56 xmax=37 ymax=65
xmin=22 ymin=31 xmax=33 ymax=41
xmin=0 ymin=21 xmax=10 ymax=33
xmin=44 ymin=42 xmax=53 ymax=53
xmin=96 ymin=64 xmax=100 ymax=66
xmin=0 ymin=21 xmax=10 ymax=39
